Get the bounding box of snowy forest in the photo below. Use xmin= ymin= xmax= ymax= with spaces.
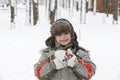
xmin=0 ymin=0 xmax=120 ymax=28
xmin=1 ymin=0 xmax=120 ymax=80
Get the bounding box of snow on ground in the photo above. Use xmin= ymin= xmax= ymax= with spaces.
xmin=0 ymin=5 xmax=120 ymax=80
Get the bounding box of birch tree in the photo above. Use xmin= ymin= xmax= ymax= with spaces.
xmin=113 ymin=0 xmax=119 ymax=24
xmin=25 ymin=0 xmax=33 ymax=25
xmin=49 ymin=0 xmax=57 ymax=24
xmin=10 ymin=0 xmax=15 ymax=29
xmin=93 ymin=0 xmax=96 ymax=15
xmin=32 ymin=0 xmax=39 ymax=25
xmin=80 ymin=0 xmax=87 ymax=24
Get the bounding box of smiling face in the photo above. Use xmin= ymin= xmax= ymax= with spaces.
xmin=45 ymin=19 xmax=78 ymax=48
xmin=55 ymin=32 xmax=72 ymax=46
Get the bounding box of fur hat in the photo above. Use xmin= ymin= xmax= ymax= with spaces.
xmin=51 ymin=19 xmax=73 ymax=36
xmin=45 ymin=19 xmax=78 ymax=49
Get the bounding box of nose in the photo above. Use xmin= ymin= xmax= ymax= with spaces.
xmin=61 ymin=34 xmax=66 ymax=38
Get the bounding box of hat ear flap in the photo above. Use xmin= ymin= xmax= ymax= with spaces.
xmin=71 ymin=31 xmax=79 ymax=46
xmin=45 ymin=36 xmax=55 ymax=48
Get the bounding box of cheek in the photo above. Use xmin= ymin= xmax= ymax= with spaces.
xmin=55 ymin=36 xmax=59 ymax=42
xmin=69 ymin=34 xmax=72 ymax=40
xmin=68 ymin=36 xmax=72 ymax=42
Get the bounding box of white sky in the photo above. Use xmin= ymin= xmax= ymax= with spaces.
xmin=0 ymin=4 xmax=120 ymax=80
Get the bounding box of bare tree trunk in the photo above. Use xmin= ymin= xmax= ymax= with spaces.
xmin=62 ymin=0 xmax=65 ymax=8
xmin=49 ymin=0 xmax=57 ymax=24
xmin=119 ymin=1 xmax=120 ymax=15
xmin=113 ymin=0 xmax=119 ymax=24
xmin=93 ymin=0 xmax=96 ymax=15
xmin=68 ymin=0 xmax=70 ymax=10
xmin=32 ymin=0 xmax=39 ymax=25
xmin=80 ymin=0 xmax=82 ymax=23
xmin=45 ymin=0 xmax=48 ymax=15
xmin=29 ymin=0 xmax=32 ymax=24
xmin=80 ymin=0 xmax=86 ymax=24
xmin=76 ymin=1 xmax=79 ymax=11
xmin=10 ymin=0 xmax=15 ymax=29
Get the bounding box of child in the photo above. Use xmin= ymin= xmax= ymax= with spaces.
xmin=34 ymin=19 xmax=96 ymax=80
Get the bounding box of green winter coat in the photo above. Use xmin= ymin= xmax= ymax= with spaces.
xmin=34 ymin=46 xmax=96 ymax=80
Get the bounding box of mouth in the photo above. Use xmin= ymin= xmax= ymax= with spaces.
xmin=60 ymin=39 xmax=69 ymax=42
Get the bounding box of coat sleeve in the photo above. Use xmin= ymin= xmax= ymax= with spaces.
xmin=34 ymin=51 xmax=57 ymax=79
xmin=72 ymin=49 xmax=96 ymax=79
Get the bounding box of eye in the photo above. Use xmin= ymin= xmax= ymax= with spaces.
xmin=64 ymin=32 xmax=69 ymax=34
xmin=56 ymin=33 xmax=62 ymax=36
